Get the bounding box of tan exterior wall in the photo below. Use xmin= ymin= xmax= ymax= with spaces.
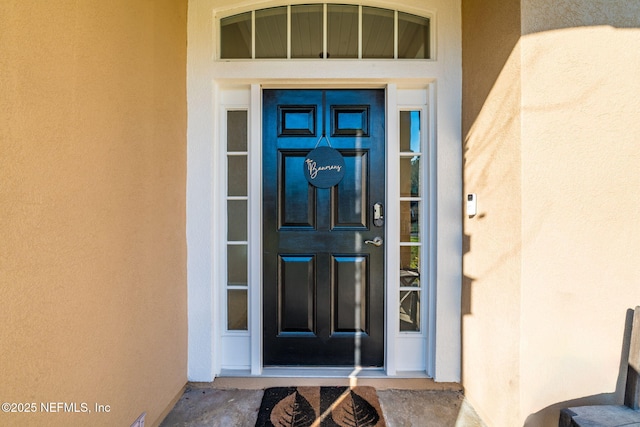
xmin=464 ymin=0 xmax=640 ymax=426
xmin=520 ymin=1 xmax=640 ymax=425
xmin=462 ymin=0 xmax=523 ymax=425
xmin=0 ymin=1 xmax=188 ymax=426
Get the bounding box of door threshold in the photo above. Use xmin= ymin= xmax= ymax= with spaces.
xmin=220 ymin=367 xmax=430 ymax=378
xmin=210 ymin=369 xmax=454 ymax=391
xmin=261 ymin=367 xmax=393 ymax=378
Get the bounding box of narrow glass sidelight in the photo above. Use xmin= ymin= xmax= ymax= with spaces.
xmin=228 ymin=290 xmax=248 ymax=330
xmin=227 ymin=200 xmax=247 ymax=241
xmin=226 ymin=110 xmax=249 ymax=331
xmin=228 ymin=157 xmax=248 ymax=196
xmin=399 ymin=110 xmax=423 ymax=333
xmin=227 ymin=245 xmax=248 ymax=286
xmin=227 ymin=111 xmax=248 ymax=151
xmin=400 ymin=291 xmax=420 ymax=332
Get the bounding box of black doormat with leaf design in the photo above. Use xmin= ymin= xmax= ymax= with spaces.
xmin=255 ymin=386 xmax=386 ymax=427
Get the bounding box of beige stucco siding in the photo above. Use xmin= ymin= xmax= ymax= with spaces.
xmin=464 ymin=0 xmax=640 ymax=426
xmin=462 ymin=0 xmax=522 ymax=425
xmin=0 ymin=1 xmax=188 ymax=426
xmin=520 ymin=1 xmax=640 ymax=425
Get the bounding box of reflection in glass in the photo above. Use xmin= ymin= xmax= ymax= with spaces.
xmin=227 ymin=245 xmax=248 ymax=285
xmin=400 ymin=200 xmax=420 ymax=241
xmin=400 ymin=266 xmax=420 ymax=288
xmin=400 ymin=157 xmax=420 ymax=197
xmin=362 ymin=7 xmax=394 ymax=58
xmin=228 ymin=290 xmax=248 ymax=330
xmin=220 ymin=13 xmax=252 ymax=58
xmin=256 ymin=7 xmax=287 ymax=58
xmin=219 ymin=7 xmax=432 ymax=61
xmin=400 ymin=291 xmax=420 ymax=332
xmin=228 ymin=156 xmax=247 ymax=196
xmin=398 ymin=12 xmax=430 ymax=59
xmin=328 ymin=4 xmax=358 ymax=58
xmin=227 ymin=111 xmax=248 ymax=151
xmin=228 ymin=200 xmax=247 ymax=241
xmin=400 ymin=246 xmax=420 ymax=284
xmin=291 ymin=5 xmax=323 ymax=58
xmin=399 ymin=111 xmax=420 ymax=152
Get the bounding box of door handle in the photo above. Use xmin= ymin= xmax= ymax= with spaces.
xmin=364 ymin=236 xmax=383 ymax=247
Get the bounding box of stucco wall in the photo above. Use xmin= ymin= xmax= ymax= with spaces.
xmin=520 ymin=1 xmax=640 ymax=425
xmin=462 ymin=0 xmax=522 ymax=425
xmin=0 ymin=1 xmax=188 ymax=426
xmin=463 ymin=1 xmax=640 ymax=426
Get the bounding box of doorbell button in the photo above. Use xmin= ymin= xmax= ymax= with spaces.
xmin=467 ymin=193 xmax=477 ymax=217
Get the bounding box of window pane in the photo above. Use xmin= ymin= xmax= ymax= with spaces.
xmin=227 ymin=111 xmax=247 ymax=151
xmin=400 ymin=201 xmax=419 ymax=241
xmin=228 ymin=156 xmax=247 ymax=196
xmin=228 ymin=200 xmax=247 ymax=241
xmin=291 ymin=5 xmax=323 ymax=58
xmin=221 ymin=12 xmax=252 ymax=59
xmin=400 ymin=111 xmax=420 ymax=152
xmin=256 ymin=7 xmax=287 ymax=58
xmin=400 ymin=291 xmax=420 ymax=332
xmin=362 ymin=7 xmax=394 ymax=58
xmin=400 ymin=246 xmax=420 ymax=285
xmin=400 ymin=267 xmax=420 ymax=289
xmin=228 ymin=290 xmax=248 ymax=330
xmin=398 ymin=12 xmax=430 ymax=59
xmin=400 ymin=157 xmax=420 ymax=197
xmin=228 ymin=245 xmax=248 ymax=285
xmin=327 ymin=4 xmax=358 ymax=59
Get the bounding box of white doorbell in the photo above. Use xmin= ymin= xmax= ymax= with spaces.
xmin=467 ymin=193 xmax=477 ymax=217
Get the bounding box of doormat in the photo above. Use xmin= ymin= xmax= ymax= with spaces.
xmin=255 ymin=386 xmax=386 ymax=427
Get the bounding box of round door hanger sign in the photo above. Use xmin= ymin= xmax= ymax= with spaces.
xmin=303 ymin=146 xmax=346 ymax=188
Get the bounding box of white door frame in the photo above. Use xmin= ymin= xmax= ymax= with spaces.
xmin=248 ymin=84 xmax=431 ymax=377
xmin=186 ymin=0 xmax=462 ymax=383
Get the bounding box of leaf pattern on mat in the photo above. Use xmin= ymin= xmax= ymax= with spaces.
xmin=270 ymin=390 xmax=316 ymax=427
xmin=331 ymin=389 xmax=380 ymax=427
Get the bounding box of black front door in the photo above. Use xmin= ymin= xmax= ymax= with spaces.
xmin=263 ymin=89 xmax=385 ymax=366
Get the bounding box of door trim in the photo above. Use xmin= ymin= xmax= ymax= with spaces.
xmin=208 ymin=81 xmax=439 ymax=377
xmin=188 ymin=79 xmax=461 ymax=381
xmin=249 ymin=84 xmax=262 ymax=374
xmin=246 ymin=82 xmax=435 ymax=376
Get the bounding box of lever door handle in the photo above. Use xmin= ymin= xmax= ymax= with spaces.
xmin=364 ymin=237 xmax=383 ymax=247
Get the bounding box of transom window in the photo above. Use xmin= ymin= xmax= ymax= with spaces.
xmin=220 ymin=4 xmax=430 ymax=59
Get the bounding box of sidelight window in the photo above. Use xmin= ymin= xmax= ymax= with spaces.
xmin=399 ymin=110 xmax=423 ymax=333
xmin=226 ymin=110 xmax=249 ymax=331
xmin=219 ymin=4 xmax=431 ymax=60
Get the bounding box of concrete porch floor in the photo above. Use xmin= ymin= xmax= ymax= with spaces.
xmin=159 ymin=378 xmax=486 ymax=426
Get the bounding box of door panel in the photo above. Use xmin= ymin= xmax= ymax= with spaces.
xmin=332 ymin=151 xmax=368 ymax=229
xmin=279 ymin=152 xmax=316 ymax=228
xmin=278 ymin=255 xmax=315 ymax=334
xmin=332 ymin=255 xmax=368 ymax=333
xmin=263 ymin=89 xmax=385 ymax=367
